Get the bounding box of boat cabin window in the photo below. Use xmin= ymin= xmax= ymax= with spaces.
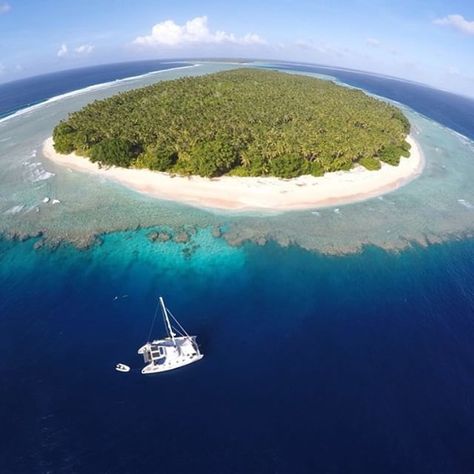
xmin=150 ymin=345 xmax=165 ymax=354
xmin=150 ymin=346 xmax=165 ymax=359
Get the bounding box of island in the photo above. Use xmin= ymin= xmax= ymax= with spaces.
xmin=44 ymin=68 xmax=423 ymax=210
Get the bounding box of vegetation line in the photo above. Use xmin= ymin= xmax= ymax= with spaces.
xmin=53 ymin=68 xmax=411 ymax=178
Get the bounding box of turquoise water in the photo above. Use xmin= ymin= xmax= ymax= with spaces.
xmin=1 ymin=232 xmax=474 ymax=472
xmin=2 ymin=60 xmax=474 ymax=472
xmin=1 ymin=62 xmax=474 ymax=253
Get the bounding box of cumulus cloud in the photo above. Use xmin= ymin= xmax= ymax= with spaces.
xmin=0 ymin=2 xmax=11 ymax=14
xmin=57 ymin=43 xmax=68 ymax=58
xmin=133 ymin=16 xmax=266 ymax=47
xmin=75 ymin=44 xmax=94 ymax=55
xmin=57 ymin=43 xmax=95 ymax=58
xmin=434 ymin=14 xmax=474 ymax=35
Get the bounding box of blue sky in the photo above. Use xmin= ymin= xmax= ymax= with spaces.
xmin=0 ymin=0 xmax=473 ymax=96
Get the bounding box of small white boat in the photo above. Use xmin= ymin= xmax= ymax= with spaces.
xmin=115 ymin=363 xmax=130 ymax=373
xmin=138 ymin=297 xmax=203 ymax=374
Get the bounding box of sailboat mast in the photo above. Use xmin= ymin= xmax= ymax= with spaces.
xmin=159 ymin=297 xmax=176 ymax=346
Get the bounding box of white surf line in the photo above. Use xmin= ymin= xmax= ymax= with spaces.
xmin=0 ymin=64 xmax=201 ymax=126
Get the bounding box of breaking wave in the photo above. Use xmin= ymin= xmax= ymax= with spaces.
xmin=0 ymin=64 xmax=199 ymax=126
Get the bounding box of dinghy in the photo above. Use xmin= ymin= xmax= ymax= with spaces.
xmin=115 ymin=363 xmax=130 ymax=373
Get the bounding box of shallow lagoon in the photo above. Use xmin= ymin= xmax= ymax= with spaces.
xmin=1 ymin=62 xmax=474 ymax=253
xmin=2 ymin=61 xmax=474 ymax=473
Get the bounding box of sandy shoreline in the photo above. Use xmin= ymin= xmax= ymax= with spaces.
xmin=42 ymin=135 xmax=424 ymax=211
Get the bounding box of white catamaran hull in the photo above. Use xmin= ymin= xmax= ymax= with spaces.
xmin=142 ymin=353 xmax=203 ymax=374
xmin=139 ymin=336 xmax=203 ymax=374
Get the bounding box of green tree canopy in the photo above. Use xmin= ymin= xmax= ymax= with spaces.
xmin=53 ymin=68 xmax=411 ymax=178
xmin=89 ymin=139 xmax=137 ymax=168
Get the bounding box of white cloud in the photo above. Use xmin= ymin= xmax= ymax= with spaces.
xmin=75 ymin=44 xmax=94 ymax=55
xmin=240 ymin=33 xmax=266 ymax=45
xmin=434 ymin=14 xmax=474 ymax=35
xmin=133 ymin=16 xmax=266 ymax=47
xmin=366 ymin=37 xmax=381 ymax=47
xmin=57 ymin=43 xmax=68 ymax=58
xmin=57 ymin=43 xmax=95 ymax=58
xmin=0 ymin=2 xmax=11 ymax=14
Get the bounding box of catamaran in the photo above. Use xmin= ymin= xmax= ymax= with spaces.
xmin=137 ymin=297 xmax=203 ymax=374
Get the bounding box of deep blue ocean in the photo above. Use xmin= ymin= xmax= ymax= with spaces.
xmin=266 ymin=62 xmax=474 ymax=141
xmin=0 ymin=60 xmax=186 ymax=119
xmin=2 ymin=61 xmax=474 ymax=473
xmin=2 ymin=235 xmax=474 ymax=473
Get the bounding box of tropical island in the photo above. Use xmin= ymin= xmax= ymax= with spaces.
xmin=44 ymin=68 xmax=423 ymax=210
xmin=52 ymin=68 xmax=411 ymax=178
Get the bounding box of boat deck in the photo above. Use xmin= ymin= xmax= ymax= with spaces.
xmin=139 ymin=336 xmax=203 ymax=374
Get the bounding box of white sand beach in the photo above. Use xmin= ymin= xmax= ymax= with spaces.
xmin=42 ymin=135 xmax=424 ymax=211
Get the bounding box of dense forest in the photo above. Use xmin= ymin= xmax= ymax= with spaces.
xmin=53 ymin=68 xmax=411 ymax=178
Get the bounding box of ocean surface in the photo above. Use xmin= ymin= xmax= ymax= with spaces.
xmin=264 ymin=62 xmax=474 ymax=141
xmin=1 ymin=60 xmax=474 ymax=473
xmin=0 ymin=60 xmax=188 ymax=119
xmin=2 ymin=234 xmax=474 ymax=473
